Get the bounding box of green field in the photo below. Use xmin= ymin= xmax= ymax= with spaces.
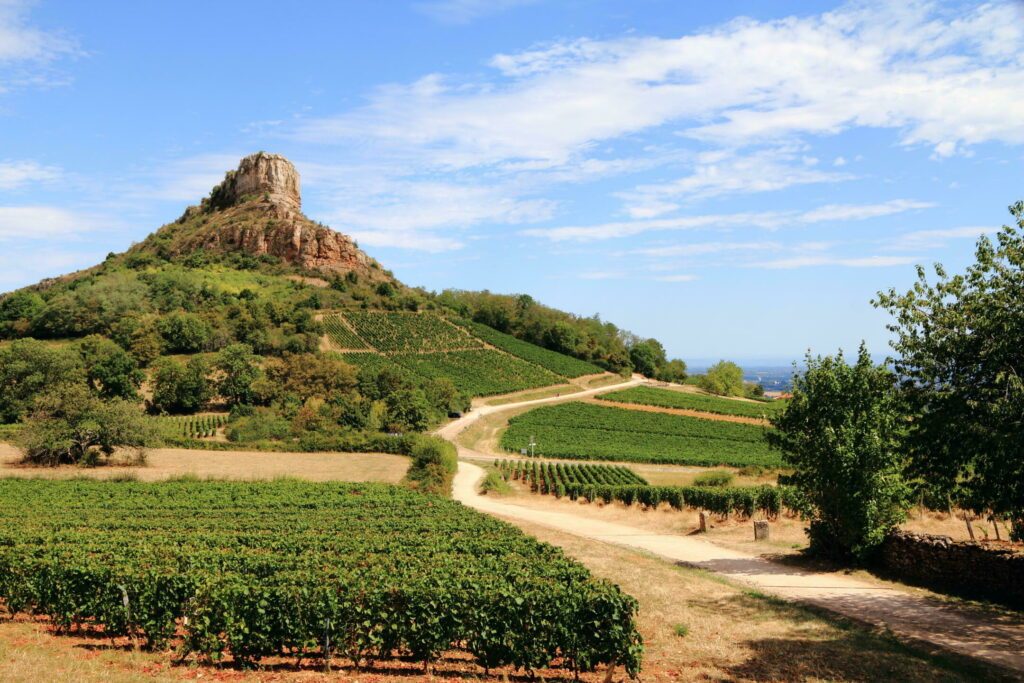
xmin=599 ymin=386 xmax=788 ymax=419
xmin=394 ymin=349 xmax=562 ymax=396
xmin=464 ymin=321 xmax=603 ymax=378
xmin=501 ymin=402 xmax=780 ymax=467
xmin=343 ymin=311 xmax=482 ymax=352
xmin=0 ymin=479 xmax=642 ymax=673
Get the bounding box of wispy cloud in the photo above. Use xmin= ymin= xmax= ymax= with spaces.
xmin=525 ymin=199 xmax=933 ymax=242
xmin=297 ymin=2 xmax=1024 ymax=167
xmin=0 ymin=206 xmax=106 ymax=240
xmin=885 ymin=225 xmax=997 ymax=251
xmin=0 ymin=159 xmax=61 ymax=189
xmin=0 ymin=0 xmax=80 ymax=92
xmin=414 ymin=0 xmax=539 ymax=25
xmin=752 ymin=254 xmax=922 ymax=270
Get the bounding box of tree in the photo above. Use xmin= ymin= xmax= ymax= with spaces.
xmin=157 ymin=312 xmax=212 ymax=353
xmin=215 ymin=344 xmax=262 ymax=406
xmin=151 ymin=357 xmax=211 ymax=413
xmin=767 ymin=345 xmax=910 ymax=561
xmin=0 ymin=339 xmax=84 ymax=423
xmin=77 ymin=335 xmax=144 ymax=400
xmin=698 ymin=361 xmax=745 ymax=396
xmin=656 ymin=358 xmax=688 ymax=383
xmin=16 ymin=383 xmax=154 ymax=466
xmin=874 ymin=202 xmax=1024 ymax=539
xmin=0 ymin=290 xmax=44 ymax=337
xmin=628 ymin=339 xmax=665 ymax=377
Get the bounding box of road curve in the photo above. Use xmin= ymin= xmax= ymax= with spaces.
xmin=438 ymin=381 xmax=1024 ymax=676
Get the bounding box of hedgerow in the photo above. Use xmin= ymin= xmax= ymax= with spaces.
xmin=0 ymin=479 xmax=643 ymax=676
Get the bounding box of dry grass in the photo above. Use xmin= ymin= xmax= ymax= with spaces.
xmin=578 ymin=373 xmax=630 ymax=389
xmin=0 ymin=444 xmax=409 ymax=483
xmin=503 ymin=519 xmax=1007 ymax=682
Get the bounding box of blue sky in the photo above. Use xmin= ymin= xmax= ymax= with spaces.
xmin=1 ymin=0 xmax=1022 ymax=364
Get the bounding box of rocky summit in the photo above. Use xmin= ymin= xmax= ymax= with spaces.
xmin=135 ymin=152 xmax=384 ymax=279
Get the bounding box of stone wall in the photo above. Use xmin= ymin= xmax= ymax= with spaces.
xmin=879 ymin=531 xmax=1024 ymax=608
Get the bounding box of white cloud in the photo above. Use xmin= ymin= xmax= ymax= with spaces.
xmin=526 ymin=199 xmax=932 ymax=242
xmin=0 ymin=206 xmax=102 ymax=240
xmin=631 ymin=241 xmax=779 ymax=258
xmin=415 ymin=0 xmax=539 ymax=24
xmin=0 ymin=0 xmax=78 ymax=91
xmin=753 ymin=254 xmax=921 ymax=269
xmin=296 ymin=1 xmax=1024 ymax=167
xmin=885 ymin=225 xmax=996 ymax=250
xmin=653 ymin=273 xmax=699 ymax=282
xmin=0 ymin=159 xmax=61 ymax=189
xmin=619 ymin=148 xmax=853 ymax=216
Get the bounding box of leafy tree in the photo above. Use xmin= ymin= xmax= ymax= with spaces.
xmin=151 ymin=357 xmax=211 ymax=413
xmin=157 ymin=312 xmax=212 ymax=353
xmin=261 ymin=352 xmax=357 ymax=404
xmin=77 ymin=335 xmax=144 ymax=400
xmin=874 ymin=203 xmax=1024 ymax=539
xmin=698 ymin=361 xmax=745 ymax=396
xmin=0 ymin=290 xmax=45 ymax=337
xmin=385 ymin=388 xmax=433 ymax=432
xmin=656 ymin=358 xmax=688 ymax=383
xmin=215 ymin=344 xmax=262 ymax=406
xmin=767 ymin=345 xmax=910 ymax=561
xmin=0 ymin=339 xmax=84 ymax=423
xmin=16 ymin=383 xmax=154 ymax=466
xmin=628 ymin=339 xmax=665 ymax=377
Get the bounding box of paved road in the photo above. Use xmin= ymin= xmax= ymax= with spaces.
xmin=438 ymin=384 xmax=1024 ymax=676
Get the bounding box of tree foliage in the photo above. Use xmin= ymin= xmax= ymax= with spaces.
xmin=16 ymin=383 xmax=154 ymax=466
xmin=0 ymin=340 xmax=84 ymax=423
xmin=874 ymin=202 xmax=1024 ymax=538
xmin=76 ymin=335 xmax=144 ymax=400
xmin=698 ymin=361 xmax=745 ymax=396
xmin=151 ymin=357 xmax=212 ymax=414
xmin=767 ymin=345 xmax=910 ymax=561
xmin=214 ymin=343 xmax=262 ymax=406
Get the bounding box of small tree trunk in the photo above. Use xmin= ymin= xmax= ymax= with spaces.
xmin=992 ymin=516 xmax=1002 ymax=541
xmin=963 ymin=513 xmax=976 ymax=541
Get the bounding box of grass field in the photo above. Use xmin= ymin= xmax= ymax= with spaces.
xmin=501 ymin=402 xmax=780 ymax=467
xmin=600 ymin=386 xmax=788 ymax=419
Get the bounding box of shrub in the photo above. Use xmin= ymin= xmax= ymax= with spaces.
xmin=406 ymin=436 xmax=458 ymax=495
xmin=693 ymin=470 xmax=735 ymax=487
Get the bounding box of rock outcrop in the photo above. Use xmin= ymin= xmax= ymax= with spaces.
xmin=140 ymin=152 xmax=386 ymax=280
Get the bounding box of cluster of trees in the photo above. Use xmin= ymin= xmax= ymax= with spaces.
xmin=772 ymin=203 xmax=1024 ymax=558
xmin=437 ymin=290 xmax=686 ymax=378
xmin=0 ymin=338 xmax=153 ymax=466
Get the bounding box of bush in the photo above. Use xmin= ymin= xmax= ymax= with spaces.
xmin=406 ymin=436 xmax=458 ymax=495
xmin=692 ymin=470 xmax=735 ymax=487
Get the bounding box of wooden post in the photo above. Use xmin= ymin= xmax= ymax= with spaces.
xmin=698 ymin=511 xmax=707 ymax=533
xmin=754 ymin=520 xmax=769 ymax=541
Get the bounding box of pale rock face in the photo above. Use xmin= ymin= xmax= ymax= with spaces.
xmin=213 ymin=152 xmax=301 ymax=211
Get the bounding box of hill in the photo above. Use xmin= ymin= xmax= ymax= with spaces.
xmin=0 ymin=152 xmax=665 ymax=460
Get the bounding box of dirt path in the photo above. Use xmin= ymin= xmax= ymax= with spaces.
xmin=584 ymin=397 xmax=769 ymax=426
xmin=438 ymin=386 xmax=1024 ymax=676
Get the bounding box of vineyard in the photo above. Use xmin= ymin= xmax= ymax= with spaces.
xmin=463 ymin=321 xmax=603 ymax=378
xmin=322 ymin=315 xmax=369 ymax=349
xmin=394 ymin=350 xmax=562 ymax=396
xmin=499 ymin=460 xmax=800 ymax=518
xmin=0 ymin=479 xmax=642 ymax=675
xmin=501 ymin=402 xmax=780 ymax=467
xmin=599 ymin=386 xmax=788 ymax=419
xmin=151 ymin=413 xmax=227 ymax=439
xmin=344 ymin=311 xmax=483 ymax=352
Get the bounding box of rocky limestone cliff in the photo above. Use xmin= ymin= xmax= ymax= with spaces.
xmin=140 ymin=153 xmax=385 ymax=279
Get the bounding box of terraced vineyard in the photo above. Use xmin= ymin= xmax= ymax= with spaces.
xmin=0 ymin=479 xmax=642 ymax=675
xmin=322 ymin=314 xmax=368 ymax=349
xmin=151 ymin=413 xmax=227 ymax=439
xmin=600 ymin=386 xmax=788 ymax=419
xmin=501 ymin=402 xmax=780 ymax=467
xmin=463 ymin=321 xmax=603 ymax=378
xmin=497 ymin=460 xmax=648 ymax=490
xmin=344 ymin=311 xmax=483 ymax=352
xmin=394 ymin=350 xmax=562 ymax=396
